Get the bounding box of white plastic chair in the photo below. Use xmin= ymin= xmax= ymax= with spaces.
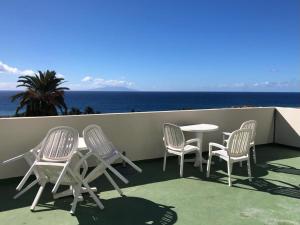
xmin=16 ymin=126 xmax=104 ymax=214
xmin=163 ymin=123 xmax=202 ymax=177
xmin=223 ymin=120 xmax=257 ymax=164
xmin=2 ymin=141 xmax=42 ymax=199
xmin=83 ymin=125 xmax=142 ymax=191
xmin=207 ymin=128 xmax=253 ymax=186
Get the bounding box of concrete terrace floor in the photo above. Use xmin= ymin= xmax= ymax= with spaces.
xmin=0 ymin=144 xmax=300 ymax=225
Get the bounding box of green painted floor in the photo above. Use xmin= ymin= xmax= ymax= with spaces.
xmin=0 ymin=144 xmax=300 ymax=225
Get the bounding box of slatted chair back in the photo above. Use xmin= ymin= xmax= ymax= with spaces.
xmin=240 ymin=120 xmax=257 ymax=142
xmin=227 ymin=128 xmax=252 ymax=157
xmin=83 ymin=125 xmax=116 ymax=158
xmin=39 ymin=126 xmax=79 ymax=162
xmin=163 ymin=123 xmax=185 ymax=151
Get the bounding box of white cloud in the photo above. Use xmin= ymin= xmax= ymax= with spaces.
xmin=56 ymin=73 xmax=65 ymax=78
xmin=80 ymin=76 xmax=133 ymax=88
xmin=0 ymin=61 xmax=35 ymax=76
xmin=94 ymin=78 xmax=133 ymax=87
xmin=81 ymin=76 xmax=93 ymax=82
xmin=205 ymin=79 xmax=300 ymax=92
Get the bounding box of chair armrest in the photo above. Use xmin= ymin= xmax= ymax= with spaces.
xmin=223 ymin=132 xmax=232 ymax=136
xmin=2 ymin=143 xmax=41 ymax=165
xmin=2 ymin=153 xmax=25 ymax=165
xmin=209 ymin=142 xmax=226 ymax=152
xmin=185 ymin=138 xmax=199 ymax=145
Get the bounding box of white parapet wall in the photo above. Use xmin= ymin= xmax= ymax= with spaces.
xmin=0 ymin=107 xmax=275 ymax=179
xmin=275 ymin=107 xmax=300 ymax=148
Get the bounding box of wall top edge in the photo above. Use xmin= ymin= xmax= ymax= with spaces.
xmin=0 ymin=106 xmax=279 ymax=121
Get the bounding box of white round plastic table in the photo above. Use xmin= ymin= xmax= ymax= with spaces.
xmin=180 ymin=124 xmax=219 ymax=166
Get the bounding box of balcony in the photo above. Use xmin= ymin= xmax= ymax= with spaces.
xmin=0 ymin=107 xmax=299 ymax=225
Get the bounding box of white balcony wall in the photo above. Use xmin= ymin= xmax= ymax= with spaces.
xmin=275 ymin=107 xmax=300 ymax=148
xmin=0 ymin=107 xmax=274 ymax=179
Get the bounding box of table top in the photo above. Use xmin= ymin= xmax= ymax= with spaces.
xmin=78 ymin=137 xmax=88 ymax=150
xmin=180 ymin=124 xmax=219 ymax=133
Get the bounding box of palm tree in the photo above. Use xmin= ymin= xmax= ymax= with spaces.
xmin=11 ymin=70 xmax=69 ymax=116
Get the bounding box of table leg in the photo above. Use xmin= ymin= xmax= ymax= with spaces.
xmin=184 ymin=133 xmax=204 ymax=166
xmin=184 ymin=132 xmax=213 ymax=166
xmin=194 ymin=133 xmax=203 ymax=167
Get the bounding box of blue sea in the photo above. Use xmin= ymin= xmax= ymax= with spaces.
xmin=0 ymin=91 xmax=299 ymax=116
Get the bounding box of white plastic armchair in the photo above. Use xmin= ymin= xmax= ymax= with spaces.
xmin=162 ymin=123 xmax=202 ymax=177
xmin=223 ymin=120 xmax=257 ymax=164
xmin=83 ymin=125 xmax=142 ymax=188
xmin=16 ymin=126 xmax=104 ymax=214
xmin=2 ymin=141 xmax=42 ymax=199
xmin=207 ymin=128 xmax=253 ymax=186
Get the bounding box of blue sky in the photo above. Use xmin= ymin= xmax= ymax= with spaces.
xmin=0 ymin=0 xmax=299 ymax=91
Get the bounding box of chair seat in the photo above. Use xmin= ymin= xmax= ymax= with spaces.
xmin=212 ymin=150 xmax=248 ymax=161
xmin=184 ymin=145 xmax=199 ymax=152
xmin=167 ymin=145 xmax=199 ymax=155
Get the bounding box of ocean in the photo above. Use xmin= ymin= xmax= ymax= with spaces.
xmin=0 ymin=91 xmax=299 ymax=116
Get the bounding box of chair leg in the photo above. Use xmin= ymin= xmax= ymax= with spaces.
xmin=227 ymin=161 xmax=232 ymax=187
xmin=163 ymin=152 xmax=167 ymax=171
xmin=14 ymin=179 xmax=38 ymax=199
xmin=104 ymin=171 xmax=123 ymax=196
xmin=106 ymin=163 xmax=129 ymax=184
xmin=180 ymin=154 xmax=184 ymax=177
xmin=247 ymin=158 xmax=252 ymax=182
xmin=52 ymin=165 xmax=68 ymax=194
xmin=239 ymin=162 xmax=242 ymax=167
xmin=206 ymin=154 xmax=212 ymax=178
xmin=16 ymin=165 xmax=35 ymax=191
xmin=30 ymin=181 xmax=46 ymax=211
xmin=252 ymin=146 xmax=256 ymax=164
xmin=81 ymin=180 xmax=104 ymax=210
xmin=53 ymin=187 xmax=73 ymax=199
xmin=68 ymin=168 xmax=104 ymax=210
xmin=199 ymin=150 xmax=203 ymax=172
xmin=70 ymin=185 xmax=80 ymax=214
xmin=120 ymin=155 xmax=142 ymax=173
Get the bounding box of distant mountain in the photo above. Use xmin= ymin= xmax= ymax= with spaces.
xmin=88 ymin=86 xmax=137 ymax=92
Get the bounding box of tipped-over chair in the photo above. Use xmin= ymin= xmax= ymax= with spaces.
xmin=2 ymin=141 xmax=42 ymax=199
xmin=83 ymin=125 xmax=142 ymax=192
xmin=16 ymin=126 xmax=104 ymax=214
xmin=162 ymin=123 xmax=202 ymax=177
xmin=223 ymin=120 xmax=257 ymax=164
xmin=207 ymin=128 xmax=253 ymax=186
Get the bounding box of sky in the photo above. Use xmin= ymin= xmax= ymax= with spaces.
xmin=0 ymin=0 xmax=299 ymax=92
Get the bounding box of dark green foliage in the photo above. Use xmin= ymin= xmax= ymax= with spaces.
xmin=68 ymin=107 xmax=82 ymax=115
xmin=11 ymin=70 xmax=69 ymax=116
xmin=84 ymin=106 xmax=95 ymax=114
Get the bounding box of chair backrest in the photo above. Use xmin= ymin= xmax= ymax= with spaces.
xmin=240 ymin=120 xmax=257 ymax=142
xmin=39 ymin=126 xmax=79 ymax=162
xmin=227 ymin=128 xmax=252 ymax=157
xmin=163 ymin=123 xmax=185 ymax=151
xmin=83 ymin=124 xmax=116 ymax=158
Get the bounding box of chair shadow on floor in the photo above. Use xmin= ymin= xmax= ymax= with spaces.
xmin=265 ymin=162 xmax=300 ymax=175
xmin=38 ymin=195 xmax=178 ymax=225
xmin=234 ymin=178 xmax=300 ymax=199
xmin=201 ymin=159 xmax=300 ymax=200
